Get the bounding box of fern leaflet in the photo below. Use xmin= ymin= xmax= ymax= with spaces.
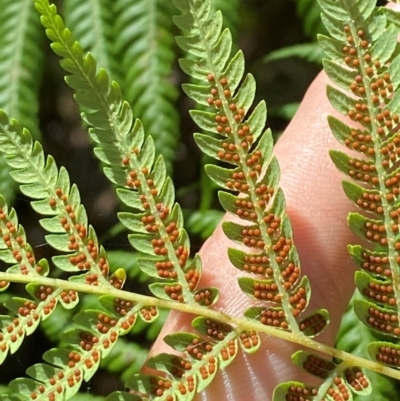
xmin=320 ymin=0 xmax=400 ymax=364
xmin=63 ymin=0 xmax=119 ymax=80
xmin=113 ymin=0 xmax=180 ymax=173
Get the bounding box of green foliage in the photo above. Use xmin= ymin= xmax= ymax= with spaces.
xmin=296 ymin=0 xmax=325 ymax=38
xmin=64 ymin=0 xmax=180 ymax=173
xmin=0 ymin=0 xmax=43 ymax=137
xmin=174 ymin=0 xmax=330 ymax=340
xmin=336 ymin=291 xmax=400 ymax=401
xmin=63 ymin=0 xmax=119 ymax=80
xmin=36 ymin=0 xmax=217 ymax=308
xmin=2 ymin=1 xmax=400 ymax=401
xmin=264 ymin=43 xmax=323 ymax=65
xmin=271 ymin=0 xmax=400 ymax=397
xmin=0 ymin=0 xmax=44 ymax=202
xmin=113 ymin=0 xmax=180 ymax=173
xmin=320 ymin=0 xmax=400 ymax=351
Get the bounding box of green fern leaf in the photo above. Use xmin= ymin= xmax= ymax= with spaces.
xmin=0 ymin=0 xmax=43 ymax=138
xmin=35 ymin=0 xmax=214 ymax=306
xmin=63 ymin=0 xmax=119 ymax=80
xmin=2 ymin=293 xmax=142 ymax=400
xmin=0 ymin=194 xmax=81 ymax=366
xmin=319 ymin=0 xmax=400 ymax=343
xmin=0 ymin=0 xmax=44 ymax=201
xmin=0 ymin=110 xmax=120 ymax=288
xmin=113 ymin=0 xmax=180 ymax=172
xmin=174 ymin=0 xmax=329 ymax=338
xmin=336 ymin=291 xmax=400 ymax=401
xmin=120 ymin=316 xmax=238 ymax=400
xmin=274 ymin=352 xmax=371 ymax=401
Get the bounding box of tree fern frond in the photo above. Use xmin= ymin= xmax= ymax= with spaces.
xmin=63 ymin=0 xmax=119 ymax=80
xmin=274 ymin=356 xmax=371 ymax=401
xmin=35 ymin=0 xmax=216 ymax=307
xmin=0 ymin=194 xmax=78 ymax=366
xmin=336 ymin=291 xmax=400 ymax=401
xmin=0 ymin=0 xmax=43 ymax=137
xmin=0 ymin=117 xmax=152 ymax=395
xmin=319 ymin=0 xmax=400 ymax=371
xmin=1 ymin=295 xmax=146 ymax=401
xmin=3 ymin=1 xmax=400 ymax=400
xmin=113 ymin=0 xmax=180 ymax=173
xmin=174 ymin=0 xmax=328 ymax=337
xmin=113 ymin=316 xmax=239 ymax=400
xmin=0 ymin=110 xmax=122 ymax=289
xmin=0 ymin=0 xmax=44 ymax=201
xmin=271 ymin=0 xmax=400 ymax=397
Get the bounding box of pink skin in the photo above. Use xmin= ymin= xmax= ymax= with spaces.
xmin=146 ymin=4 xmax=400 ymax=399
xmin=146 ymin=72 xmax=356 ymax=400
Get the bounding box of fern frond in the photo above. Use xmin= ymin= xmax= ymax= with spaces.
xmin=0 ymin=110 xmax=122 ymax=289
xmin=336 ymin=291 xmax=400 ymax=401
xmin=174 ymin=0 xmax=328 ymax=337
xmin=63 ymin=0 xmax=119 ymax=80
xmin=35 ymin=0 xmax=216 ymax=307
xmin=1 ymin=296 xmax=147 ymax=401
xmin=274 ymin=353 xmax=371 ymax=401
xmin=319 ymin=0 xmax=400 ymax=366
xmin=0 ymin=103 xmax=146 ymax=392
xmin=0 ymin=0 xmax=44 ymax=201
xmin=113 ymin=0 xmax=180 ymax=173
xmin=0 ymin=0 xmax=43 ymax=137
xmin=0 ymin=116 xmax=155 ymax=396
xmin=112 ymin=316 xmax=241 ymax=400
xmin=0 ymin=194 xmax=77 ymax=366
xmin=270 ymin=1 xmax=400 ymax=397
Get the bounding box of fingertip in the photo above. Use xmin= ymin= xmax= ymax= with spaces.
xmin=386 ymin=2 xmax=400 ymax=11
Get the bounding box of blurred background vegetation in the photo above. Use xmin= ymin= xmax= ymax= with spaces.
xmin=0 ymin=0 xmax=393 ymax=399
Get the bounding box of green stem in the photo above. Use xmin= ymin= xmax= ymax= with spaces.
xmin=2 ymin=271 xmax=400 ymax=381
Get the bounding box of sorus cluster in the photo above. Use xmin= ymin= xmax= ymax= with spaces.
xmin=298 ymin=313 xmax=327 ymax=335
xmin=0 ymin=207 xmax=40 ymax=275
xmin=344 ymin=367 xmax=369 ymax=392
xmin=284 ymin=384 xmax=318 ymax=401
xmin=376 ymin=345 xmax=400 ymax=366
xmin=302 ymin=354 xmax=336 ymax=379
xmin=239 ymin=330 xmax=259 ymax=350
xmin=367 ymin=306 xmax=400 ymax=336
xmin=343 ymin=27 xmax=399 ymax=135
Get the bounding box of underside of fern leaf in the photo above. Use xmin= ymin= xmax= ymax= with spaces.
xmin=174 ymin=0 xmax=329 ymax=337
xmin=0 ymin=108 xmax=155 ymax=400
xmin=271 ymin=0 xmax=400 ymax=400
xmin=34 ymin=0 xmax=217 ymax=308
xmin=319 ymin=0 xmax=400 ymax=366
xmin=3 ymin=0 xmax=400 ymax=400
xmin=0 ymin=1 xmax=233 ymax=398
